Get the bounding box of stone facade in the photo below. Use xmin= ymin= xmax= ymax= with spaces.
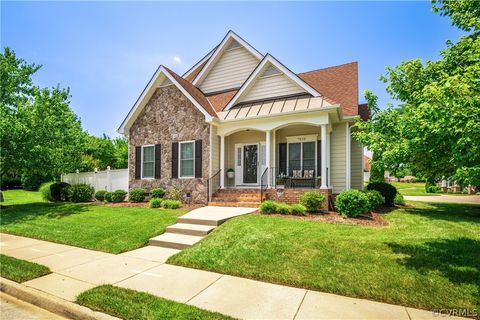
xmin=129 ymin=85 xmax=210 ymax=203
xmin=265 ymin=188 xmax=332 ymax=210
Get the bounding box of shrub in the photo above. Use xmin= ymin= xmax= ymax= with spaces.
xmin=364 ymin=190 xmax=385 ymax=211
xmin=129 ymin=188 xmax=146 ymax=202
xmin=335 ymin=190 xmax=370 ymax=218
xmin=426 ymin=185 xmax=441 ymax=193
xmin=39 ymin=182 xmax=54 ymax=201
xmin=299 ymin=191 xmax=326 ymax=212
xmin=150 ymin=188 xmax=166 ymax=199
xmin=95 ymin=190 xmax=108 ymax=202
xmin=290 ymin=204 xmax=307 ymax=216
xmin=394 ymin=193 xmax=406 ymax=206
xmin=0 ymin=175 xmax=22 ymax=189
xmin=276 ymin=203 xmax=291 ymax=215
xmin=104 ymin=192 xmax=112 ymax=202
xmin=259 ymin=200 xmax=278 ymax=214
xmin=163 ymin=199 xmax=181 ymax=209
xmin=366 ymin=182 xmax=397 ymax=206
xmin=21 ymin=173 xmax=50 ymax=191
xmin=149 ymin=198 xmax=163 ymax=208
xmin=168 ymin=187 xmax=182 ymax=200
xmin=67 ymin=184 xmax=94 ymax=203
xmin=111 ymin=189 xmax=127 ymax=203
xmin=50 ymin=182 xmax=70 ymax=201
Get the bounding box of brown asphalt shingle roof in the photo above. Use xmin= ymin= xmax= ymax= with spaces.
xmin=206 ymin=89 xmax=239 ymax=113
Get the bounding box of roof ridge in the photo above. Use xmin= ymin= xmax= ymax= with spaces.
xmin=297 ymin=61 xmax=358 ymax=75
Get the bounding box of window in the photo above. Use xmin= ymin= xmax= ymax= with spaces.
xmin=142 ymin=145 xmax=155 ymax=179
xmin=287 ymin=141 xmax=316 ymax=175
xmin=179 ymin=141 xmax=195 ymax=178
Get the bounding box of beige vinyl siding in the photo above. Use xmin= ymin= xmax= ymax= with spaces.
xmin=239 ymin=74 xmax=306 ymax=103
xmin=331 ymin=123 xmax=346 ymax=194
xmin=199 ymin=47 xmax=259 ymax=93
xmin=211 ymin=125 xmax=220 ymax=175
xmin=276 ymin=125 xmax=320 ymax=144
xmin=350 ymin=133 xmax=363 ymax=190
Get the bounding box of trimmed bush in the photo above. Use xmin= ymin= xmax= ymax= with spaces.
xmin=67 ymin=184 xmax=94 ymax=203
xmin=290 ymin=204 xmax=307 ymax=216
xmin=276 ymin=203 xmax=291 ymax=215
xmin=259 ymin=200 xmax=278 ymax=214
xmin=95 ymin=190 xmax=108 ymax=202
xmin=50 ymin=182 xmax=70 ymax=201
xmin=129 ymin=188 xmax=146 ymax=202
xmin=104 ymin=192 xmax=112 ymax=202
xmin=163 ymin=199 xmax=181 ymax=209
xmin=150 ymin=188 xmax=166 ymax=199
xmin=168 ymin=188 xmax=182 ymax=200
xmin=21 ymin=173 xmax=50 ymax=191
xmin=0 ymin=175 xmax=22 ymax=189
xmin=426 ymin=185 xmax=441 ymax=193
xmin=394 ymin=193 xmax=406 ymax=206
xmin=335 ymin=189 xmax=370 ymax=218
xmin=366 ymin=182 xmax=397 ymax=206
xmin=149 ymin=198 xmax=163 ymax=208
xmin=364 ymin=190 xmax=385 ymax=211
xmin=111 ymin=190 xmax=127 ymax=203
xmin=299 ymin=191 xmax=326 ymax=212
xmin=39 ymin=182 xmax=54 ymax=201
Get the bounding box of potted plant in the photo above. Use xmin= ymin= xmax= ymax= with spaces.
xmin=226 ymin=168 xmax=235 ymax=179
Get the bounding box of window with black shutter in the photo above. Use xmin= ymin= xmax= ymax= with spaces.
xmin=154 ymin=144 xmax=161 ymax=179
xmin=135 ymin=146 xmax=141 ymax=180
xmin=172 ymin=142 xmax=179 ymax=178
xmin=195 ymin=140 xmax=202 ymax=178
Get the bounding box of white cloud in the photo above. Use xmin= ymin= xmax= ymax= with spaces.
xmin=173 ymin=56 xmax=182 ymax=64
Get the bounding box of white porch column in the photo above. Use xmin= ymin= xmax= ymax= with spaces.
xmin=326 ymin=129 xmax=331 ymax=188
xmin=220 ymin=135 xmax=225 ymax=189
xmin=346 ymin=123 xmax=351 ymax=190
xmin=320 ymin=124 xmax=328 ymax=189
xmin=266 ymin=130 xmax=271 ymax=187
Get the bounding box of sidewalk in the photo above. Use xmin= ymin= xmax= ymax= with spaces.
xmin=404 ymin=195 xmax=480 ymax=204
xmin=0 ymin=233 xmax=466 ymax=320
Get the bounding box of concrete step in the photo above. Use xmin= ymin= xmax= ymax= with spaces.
xmin=211 ymin=197 xmax=261 ymax=202
xmin=166 ymin=223 xmax=216 ymax=236
xmin=149 ymin=233 xmax=204 ymax=249
xmin=208 ymin=201 xmax=260 ymax=208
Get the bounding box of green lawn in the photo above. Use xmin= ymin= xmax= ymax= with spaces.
xmin=0 ymin=254 xmax=51 ymax=282
xmin=390 ymin=182 xmax=435 ymax=196
xmin=0 ymin=190 xmax=187 ymax=253
xmin=77 ymin=285 xmax=233 ymax=320
xmin=169 ymin=201 xmax=480 ymax=312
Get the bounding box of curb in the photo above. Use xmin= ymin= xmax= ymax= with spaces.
xmin=0 ymin=277 xmax=119 ymax=320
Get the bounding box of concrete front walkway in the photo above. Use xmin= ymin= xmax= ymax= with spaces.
xmin=405 ymin=195 xmax=480 ymax=204
xmin=0 ymin=232 xmax=467 ymax=320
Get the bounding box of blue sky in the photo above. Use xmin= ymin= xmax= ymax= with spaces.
xmin=2 ymin=1 xmax=464 ymax=137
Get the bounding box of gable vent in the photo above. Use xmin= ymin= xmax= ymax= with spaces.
xmin=226 ymin=40 xmax=242 ymax=51
xmin=261 ymin=65 xmax=281 ymax=78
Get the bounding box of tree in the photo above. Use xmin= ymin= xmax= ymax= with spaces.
xmin=356 ymin=0 xmax=480 ymax=187
xmin=79 ymin=134 xmax=128 ymax=171
xmin=0 ymin=48 xmax=86 ymax=184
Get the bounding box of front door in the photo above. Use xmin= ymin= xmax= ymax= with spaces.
xmin=243 ymin=144 xmax=258 ymax=184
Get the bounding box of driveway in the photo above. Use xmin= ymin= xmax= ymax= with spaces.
xmin=404 ymin=195 xmax=480 ymax=204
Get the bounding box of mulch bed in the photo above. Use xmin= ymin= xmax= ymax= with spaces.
xmin=97 ymin=201 xmax=203 ymax=210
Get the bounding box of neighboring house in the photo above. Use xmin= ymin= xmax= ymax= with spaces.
xmin=363 ymin=155 xmax=371 ymax=182
xmin=118 ymin=31 xmax=367 ymax=205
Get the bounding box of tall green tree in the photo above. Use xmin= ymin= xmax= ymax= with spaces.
xmin=356 ymin=0 xmax=480 ymax=186
xmin=0 ymin=48 xmax=86 ymax=183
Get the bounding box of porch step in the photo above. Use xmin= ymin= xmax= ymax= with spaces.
xmin=211 ymin=195 xmax=261 ymax=202
xmin=214 ymin=188 xmax=259 ymax=194
xmin=166 ymin=223 xmax=216 ymax=236
xmin=208 ymin=201 xmax=260 ymax=208
xmin=149 ymin=233 xmax=204 ymax=249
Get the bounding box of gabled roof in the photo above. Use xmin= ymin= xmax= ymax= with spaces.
xmin=117 ymin=66 xmax=215 ymax=134
xmin=206 ymin=89 xmax=238 ymax=113
xmin=298 ymin=62 xmax=359 ymax=116
xmin=191 ymin=30 xmax=263 ymax=86
xmin=182 ymin=46 xmax=217 ymax=81
xmin=223 ymin=54 xmax=321 ymax=110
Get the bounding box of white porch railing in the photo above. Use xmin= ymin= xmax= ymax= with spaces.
xmin=61 ymin=167 xmax=128 ymax=192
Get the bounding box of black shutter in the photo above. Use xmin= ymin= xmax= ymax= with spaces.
xmin=172 ymin=142 xmax=179 ymax=178
xmin=317 ymin=140 xmax=322 ymax=177
xmin=195 ymin=140 xmax=202 ymax=178
xmin=135 ymin=146 xmax=141 ymax=180
xmin=279 ymin=143 xmax=287 ymax=175
xmin=154 ymin=144 xmax=161 ymax=179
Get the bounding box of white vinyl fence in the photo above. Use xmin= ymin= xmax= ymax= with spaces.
xmin=61 ymin=167 xmax=129 ymax=192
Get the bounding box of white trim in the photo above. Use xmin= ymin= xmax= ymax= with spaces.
xmin=224 ymin=54 xmax=321 ymax=111
xmin=220 ymin=135 xmax=225 ymax=188
xmin=209 ymin=124 xmax=213 ymax=178
xmin=182 ymin=47 xmax=216 ymax=79
xmin=179 ymin=140 xmax=196 ymax=179
xmin=236 ymin=142 xmax=261 ymax=186
xmin=286 ymin=134 xmax=318 ymax=143
xmin=345 ymin=123 xmax=351 ymax=190
xmin=286 ymin=140 xmax=317 ymax=177
xmin=141 ymin=144 xmax=155 ymax=180
xmin=117 ymin=66 xmax=213 ymax=134
xmin=192 ymin=31 xmax=263 ymax=86
xmin=320 ymin=124 xmax=327 ymax=189
xmin=265 ymin=130 xmax=271 ymax=187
